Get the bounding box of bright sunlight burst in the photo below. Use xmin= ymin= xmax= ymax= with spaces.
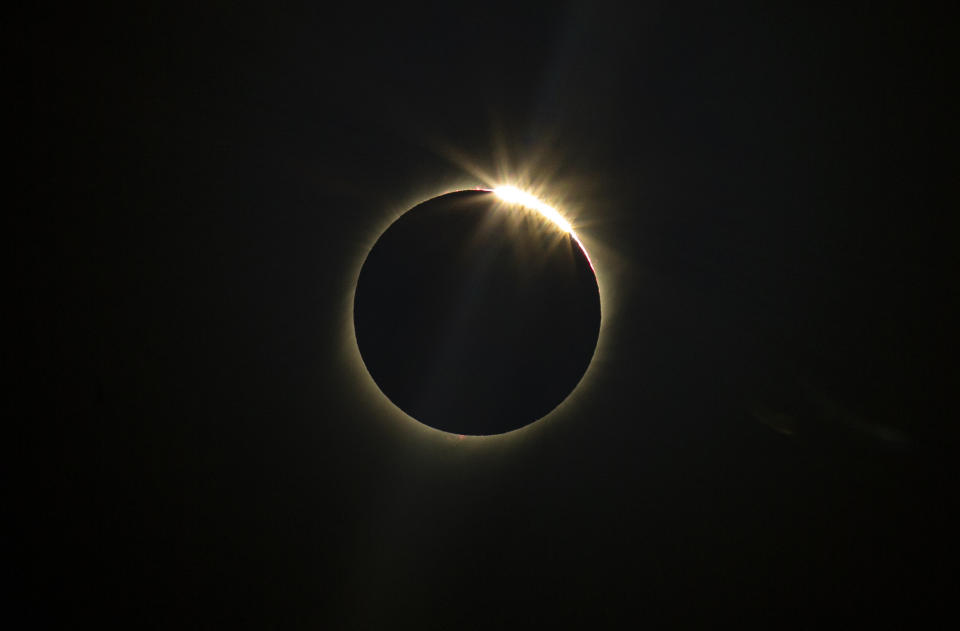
xmin=493 ymin=186 xmax=575 ymax=236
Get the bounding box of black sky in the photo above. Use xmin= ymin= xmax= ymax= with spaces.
xmin=16 ymin=2 xmax=957 ymax=627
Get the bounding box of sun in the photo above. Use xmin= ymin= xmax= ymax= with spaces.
xmin=492 ymin=186 xmax=575 ymax=236
xmin=492 ymin=185 xmax=594 ymax=272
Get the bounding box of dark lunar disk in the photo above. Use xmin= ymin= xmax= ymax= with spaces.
xmin=353 ymin=190 xmax=601 ymax=435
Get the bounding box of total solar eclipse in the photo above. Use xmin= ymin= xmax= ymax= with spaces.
xmin=353 ymin=188 xmax=601 ymax=435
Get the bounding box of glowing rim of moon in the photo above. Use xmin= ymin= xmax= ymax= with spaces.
xmin=344 ymin=184 xmax=606 ymax=442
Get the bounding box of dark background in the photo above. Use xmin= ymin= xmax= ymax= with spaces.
xmin=15 ymin=2 xmax=956 ymax=627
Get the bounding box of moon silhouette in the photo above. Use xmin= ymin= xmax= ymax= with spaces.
xmin=353 ymin=189 xmax=600 ymax=435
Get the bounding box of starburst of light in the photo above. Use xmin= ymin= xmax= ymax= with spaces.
xmin=491 ymin=185 xmax=594 ymax=273
xmin=492 ymin=185 xmax=575 ymax=236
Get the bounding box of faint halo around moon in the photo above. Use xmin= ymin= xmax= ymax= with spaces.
xmin=353 ymin=189 xmax=601 ymax=436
